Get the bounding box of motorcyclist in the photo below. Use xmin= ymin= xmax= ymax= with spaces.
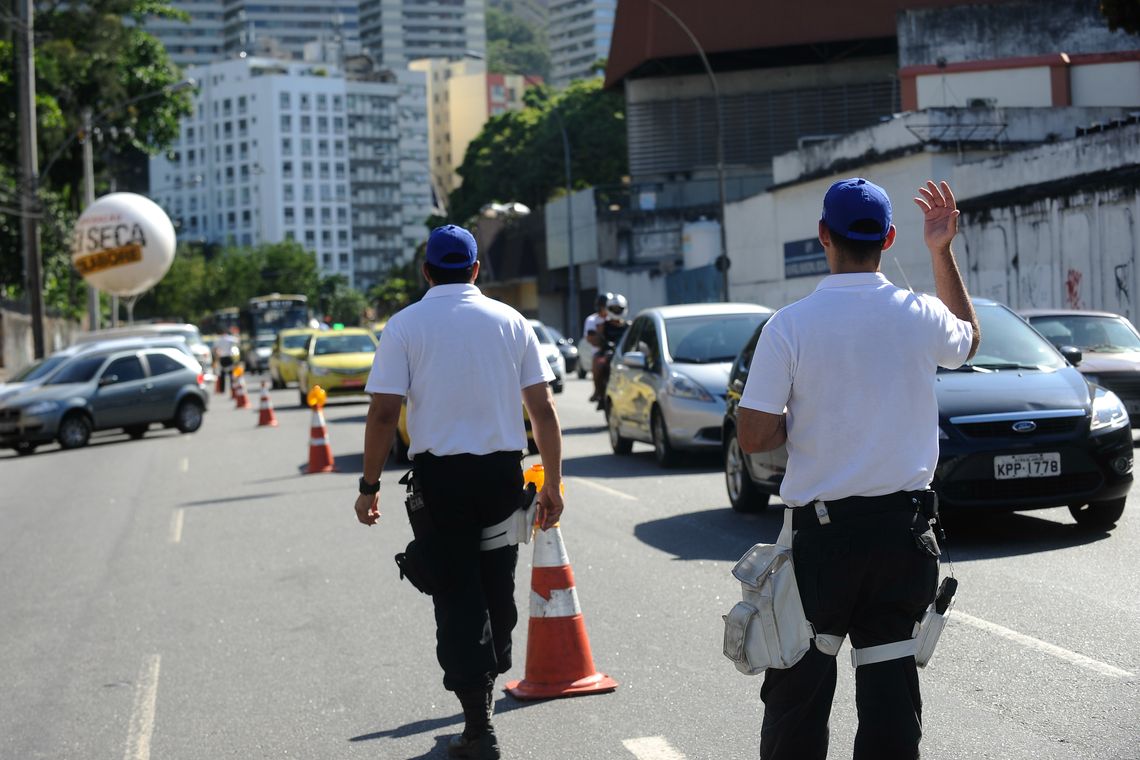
xmin=592 ymin=293 xmax=629 ymax=410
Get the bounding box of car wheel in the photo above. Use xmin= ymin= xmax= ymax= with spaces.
xmin=58 ymin=412 xmax=92 ymax=450
xmin=1069 ymin=497 xmax=1126 ymax=529
xmin=14 ymin=442 xmax=36 ymax=456
xmin=606 ymin=401 xmax=633 ymax=455
xmin=577 ymin=367 xmax=588 ymax=379
xmin=125 ymin=424 xmax=148 ymax=440
xmin=174 ymin=399 xmax=204 ymax=433
xmin=725 ymin=429 xmax=769 ymax=512
xmin=651 ymin=407 xmax=680 ymax=468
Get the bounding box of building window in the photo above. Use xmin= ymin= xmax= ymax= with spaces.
xmin=333 ymin=116 xmax=344 ymax=131
xmin=319 ymin=162 xmax=330 ymax=180
xmin=282 ymin=138 xmax=292 ymax=156
xmin=301 ymin=115 xmax=312 ymax=133
xmin=300 ymin=94 xmax=311 ymax=110
xmin=305 ymin=230 xmax=316 ymax=246
xmin=320 ymin=184 xmax=331 ymax=201
xmin=285 ymin=230 xmax=295 ymax=241
xmin=282 ymin=161 xmax=293 ymax=179
xmin=281 ymin=114 xmax=292 ymax=131
xmin=301 ymin=139 xmax=312 ymax=156
xmin=304 ymin=207 xmax=315 ymax=224
xmin=303 ymin=184 xmax=314 ymax=202
xmin=320 ymin=207 xmax=331 ymax=224
xmin=302 ymin=162 xmax=313 ymax=180
xmin=279 ymin=92 xmax=291 ymax=109
xmin=284 ymin=186 xmax=294 ymax=202
xmin=318 ymin=139 xmax=329 ymax=157
xmin=336 ymin=207 xmax=347 ymax=224
xmin=317 ymin=116 xmax=328 ymax=133
xmin=333 ymin=95 xmax=343 ymax=111
xmin=321 ymin=230 xmax=332 ymax=246
xmin=317 ymin=93 xmax=327 ymax=110
xmin=238 ymin=96 xmax=247 ymax=114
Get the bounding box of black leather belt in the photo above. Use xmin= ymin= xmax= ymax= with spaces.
xmin=791 ymin=490 xmax=928 ymax=530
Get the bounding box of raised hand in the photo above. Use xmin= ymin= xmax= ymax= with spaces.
xmin=914 ymin=180 xmax=959 ymax=253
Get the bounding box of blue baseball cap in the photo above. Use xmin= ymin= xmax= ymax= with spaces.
xmin=426 ymin=224 xmax=478 ymax=268
xmin=822 ymin=178 xmax=892 ymax=241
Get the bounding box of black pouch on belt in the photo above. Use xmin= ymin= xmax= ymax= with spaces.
xmin=394 ymin=469 xmax=439 ymax=595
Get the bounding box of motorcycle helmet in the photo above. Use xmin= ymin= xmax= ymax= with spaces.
xmin=606 ymin=293 xmax=628 ymax=320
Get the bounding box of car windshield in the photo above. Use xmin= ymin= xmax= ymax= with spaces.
xmin=283 ymin=334 xmax=311 ymax=349
xmin=46 ymin=355 xmax=107 ymax=384
xmin=10 ymin=354 xmax=70 ymax=382
xmin=530 ymin=323 xmax=554 ymax=344
xmin=666 ymin=313 xmax=768 ymax=364
xmin=945 ymin=304 xmax=1066 ymax=372
xmin=255 ymin=338 xmax=275 ymax=349
xmin=313 ymin=334 xmax=376 ymax=355
xmin=1028 ymin=314 xmax=1140 ymax=354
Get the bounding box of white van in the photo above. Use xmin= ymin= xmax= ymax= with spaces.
xmin=74 ymin=323 xmax=212 ymax=373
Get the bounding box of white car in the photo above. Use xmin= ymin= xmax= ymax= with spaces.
xmin=528 ymin=319 xmax=565 ymax=393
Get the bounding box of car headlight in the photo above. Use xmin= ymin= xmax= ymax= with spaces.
xmin=665 ymin=371 xmax=714 ymax=402
xmin=1090 ymin=389 xmax=1129 ymax=433
xmin=24 ymin=401 xmax=59 ymax=416
xmin=311 ymin=366 xmax=331 ymax=376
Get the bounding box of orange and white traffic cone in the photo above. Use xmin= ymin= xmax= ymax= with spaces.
xmin=305 ymin=405 xmax=335 ymax=473
xmin=505 ymin=525 xmax=618 ymax=700
xmin=233 ymin=374 xmax=251 ymax=409
xmin=256 ymin=381 xmax=278 ymax=427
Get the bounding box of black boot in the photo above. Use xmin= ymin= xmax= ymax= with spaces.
xmin=448 ymin=688 xmax=500 ymax=759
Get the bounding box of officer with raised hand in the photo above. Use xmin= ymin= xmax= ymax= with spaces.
xmin=353 ymin=224 xmax=565 ymax=760
xmin=737 ymin=179 xmax=979 ymax=760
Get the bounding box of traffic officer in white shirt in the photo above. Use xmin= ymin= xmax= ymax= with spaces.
xmin=738 ymin=179 xmax=980 ymax=760
xmin=353 ymin=224 xmax=564 ymax=760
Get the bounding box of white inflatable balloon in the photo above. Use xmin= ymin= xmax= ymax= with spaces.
xmin=71 ymin=192 xmax=176 ymax=297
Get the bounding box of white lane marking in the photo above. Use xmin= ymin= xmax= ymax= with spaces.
xmin=124 ymin=654 xmax=162 ymax=760
xmin=169 ymin=509 xmax=184 ymax=545
xmin=954 ymin=611 xmax=1134 ymax=679
xmin=571 ymin=476 xmax=638 ymax=501
xmin=623 ymin=736 xmax=687 ymax=760
xmin=178 ymin=457 xmax=189 ymax=474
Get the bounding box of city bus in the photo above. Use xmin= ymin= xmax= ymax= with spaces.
xmin=247 ymin=293 xmax=311 ymax=336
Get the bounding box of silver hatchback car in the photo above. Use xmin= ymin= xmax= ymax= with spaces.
xmin=604 ymin=303 xmax=773 ymax=467
xmin=0 ymin=346 xmax=209 ymax=455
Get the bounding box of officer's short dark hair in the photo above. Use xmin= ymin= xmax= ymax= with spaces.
xmin=828 ymin=220 xmax=886 ymax=263
xmin=425 ymin=258 xmax=476 ymax=284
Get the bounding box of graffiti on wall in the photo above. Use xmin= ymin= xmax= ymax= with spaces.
xmin=1065 ymin=268 xmax=1084 ymax=309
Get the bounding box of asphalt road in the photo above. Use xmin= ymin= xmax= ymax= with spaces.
xmin=3 ymin=375 xmax=1138 ymax=760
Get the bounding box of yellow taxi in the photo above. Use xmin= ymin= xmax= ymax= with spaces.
xmin=296 ymin=327 xmax=378 ymax=406
xmin=372 ymin=320 xmax=387 ymax=342
xmin=268 ymin=328 xmax=317 ymax=389
xmin=393 ymin=401 xmax=538 ymax=462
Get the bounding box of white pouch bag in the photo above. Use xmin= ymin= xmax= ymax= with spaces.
xmin=722 ymin=511 xmax=813 ymax=674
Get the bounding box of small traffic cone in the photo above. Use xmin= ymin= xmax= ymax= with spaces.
xmin=506 ymin=525 xmax=618 ymax=700
xmin=233 ymin=374 xmax=251 ymax=409
xmin=256 ymin=381 xmax=278 ymax=427
xmin=305 ymin=406 xmax=335 ymax=474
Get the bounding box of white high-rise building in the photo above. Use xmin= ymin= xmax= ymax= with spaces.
xmin=146 ymin=1 xmax=226 ymax=68
xmin=149 ymin=56 xmax=430 ymax=288
xmin=548 ymin=0 xmax=615 ymax=88
xmin=359 ymin=0 xmax=486 ymax=68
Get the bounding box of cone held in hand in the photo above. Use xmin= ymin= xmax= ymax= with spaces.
xmin=506 ymin=525 xmax=617 ymax=700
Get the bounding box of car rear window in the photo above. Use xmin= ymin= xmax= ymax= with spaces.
xmin=146 ymin=352 xmax=190 ymax=376
xmin=313 ymin=334 xmax=376 ymax=355
xmin=47 ymin=355 xmax=107 ymax=385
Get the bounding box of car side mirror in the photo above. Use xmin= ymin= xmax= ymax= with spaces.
xmin=623 ymin=351 xmax=647 ymax=370
xmin=98 ymin=374 xmax=118 ymax=387
xmin=1059 ymin=345 xmax=1082 ymax=366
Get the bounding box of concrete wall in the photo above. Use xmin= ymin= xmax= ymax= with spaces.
xmin=597 ymin=267 xmax=667 ymax=313
xmin=0 ymin=306 xmax=83 ymax=377
xmin=727 ymin=120 xmax=1140 ymax=320
xmin=545 ymin=188 xmax=599 ymax=269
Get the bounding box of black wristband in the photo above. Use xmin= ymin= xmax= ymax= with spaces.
xmin=358 ymin=476 xmax=380 ymax=495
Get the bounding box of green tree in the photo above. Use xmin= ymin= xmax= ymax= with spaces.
xmin=0 ymin=1 xmax=191 ymax=314
xmin=1100 ymin=0 xmax=1140 ymax=34
xmin=486 ymin=6 xmax=550 ymax=79
xmin=446 ymin=78 xmax=627 ymax=224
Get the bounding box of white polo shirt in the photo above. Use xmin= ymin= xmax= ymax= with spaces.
xmin=365 ymin=283 xmax=554 ymax=457
xmin=582 ymin=313 xmax=603 ymax=354
xmin=740 ymin=272 xmax=973 ymax=506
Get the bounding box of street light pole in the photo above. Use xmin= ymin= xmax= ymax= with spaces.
xmin=17 ymin=0 xmax=46 ymax=358
xmin=550 ymin=107 xmax=578 ymax=338
xmin=645 ymin=0 xmax=730 ymax=302
xmin=81 ymin=107 xmax=100 ymax=330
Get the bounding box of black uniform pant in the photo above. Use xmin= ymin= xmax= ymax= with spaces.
xmin=412 ymin=451 xmax=524 ymax=693
xmin=760 ymin=508 xmax=939 ymax=760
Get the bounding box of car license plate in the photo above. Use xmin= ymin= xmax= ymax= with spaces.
xmin=341 ymin=379 xmax=364 ymax=389
xmin=994 ymin=452 xmax=1060 ymax=479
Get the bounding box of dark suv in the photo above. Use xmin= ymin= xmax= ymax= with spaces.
xmin=723 ymin=299 xmax=1132 ymax=530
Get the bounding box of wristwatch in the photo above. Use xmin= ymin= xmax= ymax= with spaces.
xmin=358 ymin=476 xmax=380 ymax=495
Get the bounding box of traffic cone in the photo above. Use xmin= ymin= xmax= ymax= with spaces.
xmin=256 ymin=381 xmax=278 ymax=427
xmin=304 ymin=406 xmax=336 ymax=474
xmin=505 ymin=525 xmax=618 ymax=700
xmin=233 ymin=374 xmax=251 ymax=409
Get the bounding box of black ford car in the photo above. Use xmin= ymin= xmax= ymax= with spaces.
xmin=723 ymin=299 xmax=1132 ymax=530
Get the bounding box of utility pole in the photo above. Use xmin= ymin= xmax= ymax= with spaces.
xmin=81 ymin=107 xmax=100 ymax=330
xmin=551 ymin=107 xmax=577 ymax=338
xmin=17 ymin=0 xmax=46 ymax=357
